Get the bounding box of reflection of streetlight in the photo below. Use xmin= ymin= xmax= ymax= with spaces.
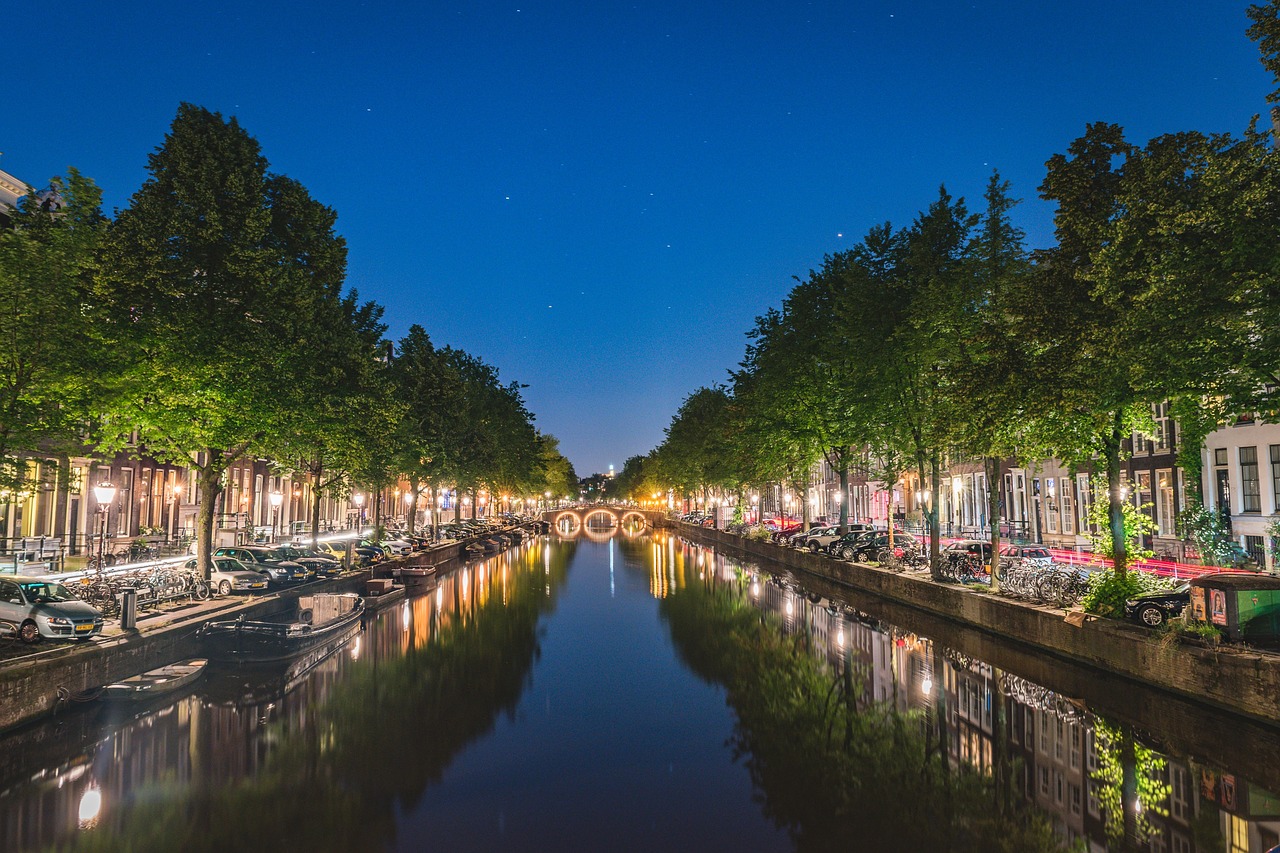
xmin=269 ymin=491 xmax=283 ymax=542
xmin=92 ymin=482 xmax=116 ymax=577
xmin=78 ymin=785 xmax=102 ymax=829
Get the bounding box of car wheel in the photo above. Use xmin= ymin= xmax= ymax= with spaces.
xmin=808 ymin=542 xmax=820 ymax=552
xmin=19 ymin=620 xmax=40 ymax=644
xmin=1136 ymin=604 xmax=1167 ymax=628
xmin=855 ymin=552 xmax=871 ymax=564
xmin=218 ymin=580 xmax=232 ymax=596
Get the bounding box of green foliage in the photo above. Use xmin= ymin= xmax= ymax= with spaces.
xmin=1085 ymin=475 xmax=1156 ymax=564
xmin=1179 ymin=501 xmax=1242 ymax=568
xmin=1090 ymin=719 xmax=1171 ymax=847
xmin=1082 ymin=569 xmax=1178 ymax=618
xmin=0 ymin=169 xmax=107 ymax=490
xmin=1164 ymin=615 xmax=1223 ymax=644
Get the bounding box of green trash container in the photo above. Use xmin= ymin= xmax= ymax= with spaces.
xmin=1189 ymin=572 xmax=1280 ymax=642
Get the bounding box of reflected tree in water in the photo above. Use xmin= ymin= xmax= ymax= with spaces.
xmin=47 ymin=546 xmax=573 ymax=853
xmin=658 ymin=580 xmax=1061 ymax=852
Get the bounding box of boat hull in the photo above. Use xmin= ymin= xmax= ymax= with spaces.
xmin=198 ymin=595 xmax=365 ymax=663
xmin=102 ymin=659 xmax=208 ymax=702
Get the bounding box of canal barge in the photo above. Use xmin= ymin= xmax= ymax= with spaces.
xmin=198 ymin=593 xmax=364 ymax=663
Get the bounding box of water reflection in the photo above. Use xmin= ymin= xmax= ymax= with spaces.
xmin=3 ymin=531 xmax=1278 ymax=852
xmin=0 ymin=537 xmax=570 ymax=853
xmin=655 ymin=534 xmax=1280 ymax=853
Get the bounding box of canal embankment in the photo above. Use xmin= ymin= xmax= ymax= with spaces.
xmin=0 ymin=534 xmax=484 ymax=733
xmin=672 ymin=521 xmax=1280 ymax=725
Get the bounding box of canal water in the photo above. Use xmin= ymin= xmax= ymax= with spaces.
xmin=3 ymin=529 xmax=1280 ymax=852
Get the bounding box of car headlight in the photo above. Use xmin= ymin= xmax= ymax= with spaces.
xmin=46 ymin=617 xmax=70 ymax=626
xmin=1124 ymin=599 xmax=1138 ymax=608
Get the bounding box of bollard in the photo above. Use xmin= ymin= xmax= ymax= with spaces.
xmin=120 ymin=587 xmax=138 ymax=631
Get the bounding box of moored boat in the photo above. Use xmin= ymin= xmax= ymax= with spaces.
xmin=102 ymin=659 xmax=208 ymax=701
xmin=198 ymin=593 xmax=364 ymax=663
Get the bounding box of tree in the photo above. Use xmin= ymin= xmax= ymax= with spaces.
xmin=0 ymin=170 xmax=107 ymax=493
xmin=390 ymin=325 xmax=461 ymax=533
xmin=96 ymin=103 xmax=354 ymax=577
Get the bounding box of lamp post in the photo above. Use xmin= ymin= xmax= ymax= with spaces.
xmin=353 ymin=493 xmax=365 ymax=530
xmin=169 ymin=482 xmax=182 ymax=543
xmin=92 ymin=481 xmax=116 ymax=577
xmin=269 ymin=491 xmax=283 ymax=542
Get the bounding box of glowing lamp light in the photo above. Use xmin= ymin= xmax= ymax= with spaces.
xmin=92 ymin=482 xmax=117 ymax=506
xmin=78 ymin=786 xmax=102 ymax=826
xmin=268 ymin=491 xmax=283 ymax=509
xmin=353 ymin=493 xmax=365 ymax=507
xmin=404 ymin=492 xmax=415 ymax=505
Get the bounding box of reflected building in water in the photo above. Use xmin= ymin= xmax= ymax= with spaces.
xmin=665 ymin=535 xmax=1280 ymax=853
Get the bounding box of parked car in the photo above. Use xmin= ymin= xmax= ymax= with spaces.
xmin=276 ymin=545 xmax=343 ymax=578
xmin=213 ymin=546 xmax=310 ymax=585
xmin=998 ymin=544 xmax=1053 ymax=571
xmin=838 ymin=532 xmax=916 ymax=563
xmin=791 ymin=525 xmax=841 ymax=552
xmin=830 ymin=528 xmax=897 ymax=560
xmin=184 ymin=557 xmax=271 ymax=595
xmin=0 ymin=576 xmax=104 ymax=643
xmin=943 ymin=540 xmax=994 ymax=573
xmin=1125 ymin=583 xmax=1191 ymax=627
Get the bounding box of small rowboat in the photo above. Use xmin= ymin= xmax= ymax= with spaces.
xmin=102 ymin=659 xmax=208 ymax=701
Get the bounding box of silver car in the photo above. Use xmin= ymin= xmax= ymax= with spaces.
xmin=0 ymin=576 xmax=104 ymax=643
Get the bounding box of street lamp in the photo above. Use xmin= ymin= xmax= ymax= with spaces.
xmin=353 ymin=493 xmax=365 ymax=529
xmin=269 ymin=491 xmax=283 ymax=542
xmin=92 ymin=481 xmax=116 ymax=577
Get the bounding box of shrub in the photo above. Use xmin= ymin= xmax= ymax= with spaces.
xmin=1082 ymin=570 xmax=1179 ymax=619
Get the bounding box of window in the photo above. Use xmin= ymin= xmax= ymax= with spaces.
xmin=1070 ymin=783 xmax=1082 ymax=815
xmin=1045 ymin=478 xmax=1058 ymax=533
xmin=1155 ymin=401 xmax=1175 ymax=451
xmin=1077 ymin=474 xmax=1093 ymax=534
xmin=1157 ymin=470 xmax=1175 ymax=537
xmin=1069 ymin=724 xmax=1081 ymax=769
xmin=1241 ymin=447 xmax=1261 ymax=513
xmin=1271 ymin=446 xmax=1280 ymax=514
xmin=1039 ymin=765 xmax=1050 ymax=796
xmin=1063 ymin=483 xmax=1075 ymax=534
xmin=1216 ymin=448 xmax=1228 ymax=466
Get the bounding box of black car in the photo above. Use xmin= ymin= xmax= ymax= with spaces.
xmin=1124 ymin=583 xmax=1191 ymax=627
xmin=836 ymin=531 xmax=915 ymax=563
xmin=277 ymin=545 xmax=343 ymax=578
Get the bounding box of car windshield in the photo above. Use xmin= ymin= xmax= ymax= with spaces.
xmin=18 ymin=581 xmax=74 ymax=603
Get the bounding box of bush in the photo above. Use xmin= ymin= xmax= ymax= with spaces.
xmin=1082 ymin=570 xmax=1179 ymax=619
xmin=1162 ymin=615 xmax=1222 ymax=645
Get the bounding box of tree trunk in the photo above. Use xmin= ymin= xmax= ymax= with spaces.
xmin=1106 ymin=411 xmax=1129 ymax=573
xmin=838 ymin=464 xmax=850 ymax=532
xmin=986 ymin=455 xmax=1003 ymax=591
xmin=930 ymin=453 xmax=943 ymax=576
xmin=194 ymin=451 xmax=224 ymax=582
xmin=309 ymin=467 xmax=325 ymax=548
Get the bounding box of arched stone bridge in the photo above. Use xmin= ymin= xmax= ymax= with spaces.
xmin=540 ymin=505 xmax=664 ymax=530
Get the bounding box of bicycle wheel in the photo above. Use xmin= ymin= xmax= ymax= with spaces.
xmin=191 ymin=579 xmax=211 ymax=601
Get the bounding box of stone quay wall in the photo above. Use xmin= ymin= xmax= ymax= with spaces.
xmin=672 ymin=522 xmax=1280 ymax=725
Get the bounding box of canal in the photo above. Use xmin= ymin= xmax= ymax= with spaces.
xmin=2 ymin=529 xmax=1279 ymax=852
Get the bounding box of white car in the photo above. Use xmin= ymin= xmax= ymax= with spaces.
xmin=0 ymin=576 xmax=104 ymax=643
xmin=792 ymin=525 xmax=844 ymax=552
xmin=185 ymin=557 xmax=270 ymax=595
xmin=379 ymin=537 xmax=414 ymax=556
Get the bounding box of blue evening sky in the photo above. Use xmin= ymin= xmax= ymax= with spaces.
xmin=8 ymin=1 xmax=1271 ymax=476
